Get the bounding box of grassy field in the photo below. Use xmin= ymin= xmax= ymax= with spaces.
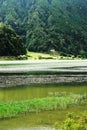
xmin=0 ymin=51 xmax=83 ymax=60
xmin=26 ymin=51 xmax=83 ymax=60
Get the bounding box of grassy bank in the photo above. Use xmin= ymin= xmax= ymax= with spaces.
xmin=0 ymin=93 xmax=87 ymax=119
xmin=27 ymin=52 xmax=83 ymax=60
xmin=0 ymin=51 xmax=83 ymax=61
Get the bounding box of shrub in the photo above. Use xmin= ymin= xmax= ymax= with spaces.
xmin=55 ymin=112 xmax=87 ymax=130
xmin=0 ymin=23 xmax=26 ymax=56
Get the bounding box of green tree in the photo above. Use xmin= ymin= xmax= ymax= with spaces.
xmin=0 ymin=23 xmax=26 ymax=56
xmin=0 ymin=0 xmax=87 ymax=58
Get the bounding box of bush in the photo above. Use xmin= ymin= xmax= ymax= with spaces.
xmin=0 ymin=23 xmax=26 ymax=56
xmin=55 ymin=112 xmax=87 ymax=130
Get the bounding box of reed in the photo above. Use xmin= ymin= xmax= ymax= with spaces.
xmin=0 ymin=94 xmax=87 ymax=119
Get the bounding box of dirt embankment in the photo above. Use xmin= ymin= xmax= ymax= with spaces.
xmin=0 ymin=74 xmax=87 ymax=87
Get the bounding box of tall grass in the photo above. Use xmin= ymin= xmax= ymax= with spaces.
xmin=0 ymin=94 xmax=87 ymax=119
xmin=0 ymin=97 xmax=72 ymax=119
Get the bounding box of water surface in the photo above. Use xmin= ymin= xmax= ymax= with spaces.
xmin=0 ymin=84 xmax=87 ymax=130
xmin=0 ymin=84 xmax=87 ymax=101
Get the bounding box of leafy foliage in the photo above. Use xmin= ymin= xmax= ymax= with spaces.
xmin=55 ymin=113 xmax=87 ymax=130
xmin=0 ymin=0 xmax=87 ymax=57
xmin=0 ymin=23 xmax=26 ymax=56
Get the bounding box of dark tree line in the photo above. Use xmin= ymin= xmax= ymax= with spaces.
xmin=0 ymin=0 xmax=87 ymax=57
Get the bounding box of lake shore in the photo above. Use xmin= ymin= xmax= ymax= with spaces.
xmin=1 ymin=74 xmax=87 ymax=87
xmin=0 ymin=60 xmax=87 ymax=87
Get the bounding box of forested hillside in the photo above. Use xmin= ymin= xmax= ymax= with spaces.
xmin=0 ymin=0 xmax=87 ymax=57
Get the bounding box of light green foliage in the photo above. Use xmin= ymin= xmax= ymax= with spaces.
xmin=55 ymin=113 xmax=87 ymax=130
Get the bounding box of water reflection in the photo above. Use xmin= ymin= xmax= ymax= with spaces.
xmin=0 ymin=84 xmax=87 ymax=102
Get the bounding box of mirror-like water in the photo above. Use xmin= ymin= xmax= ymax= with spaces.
xmin=0 ymin=84 xmax=87 ymax=130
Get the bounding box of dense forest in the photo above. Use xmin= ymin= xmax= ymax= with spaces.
xmin=0 ymin=0 xmax=87 ymax=57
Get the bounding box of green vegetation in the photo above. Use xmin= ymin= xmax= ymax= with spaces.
xmin=0 ymin=51 xmax=83 ymax=60
xmin=0 ymin=0 xmax=87 ymax=57
xmin=55 ymin=113 xmax=87 ymax=130
xmin=26 ymin=51 xmax=83 ymax=60
xmin=27 ymin=51 xmax=55 ymax=59
xmin=0 ymin=93 xmax=87 ymax=119
xmin=0 ymin=23 xmax=26 ymax=56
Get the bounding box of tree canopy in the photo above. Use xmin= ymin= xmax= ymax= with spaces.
xmin=0 ymin=23 xmax=26 ymax=56
xmin=0 ymin=0 xmax=87 ymax=57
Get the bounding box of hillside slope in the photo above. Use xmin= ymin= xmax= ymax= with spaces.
xmin=0 ymin=0 xmax=87 ymax=57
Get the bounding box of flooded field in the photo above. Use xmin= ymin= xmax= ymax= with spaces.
xmin=0 ymin=84 xmax=87 ymax=130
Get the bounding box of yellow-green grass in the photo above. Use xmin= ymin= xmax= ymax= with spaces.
xmin=27 ymin=51 xmax=83 ymax=60
xmin=0 ymin=51 xmax=83 ymax=60
xmin=26 ymin=51 xmax=56 ymax=59
xmin=0 ymin=94 xmax=87 ymax=119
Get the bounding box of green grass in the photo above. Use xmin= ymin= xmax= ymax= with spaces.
xmin=27 ymin=51 xmax=83 ymax=60
xmin=0 ymin=93 xmax=87 ymax=119
xmin=0 ymin=97 xmax=72 ymax=119
xmin=0 ymin=51 xmax=84 ymax=61
xmin=27 ymin=51 xmax=55 ymax=59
